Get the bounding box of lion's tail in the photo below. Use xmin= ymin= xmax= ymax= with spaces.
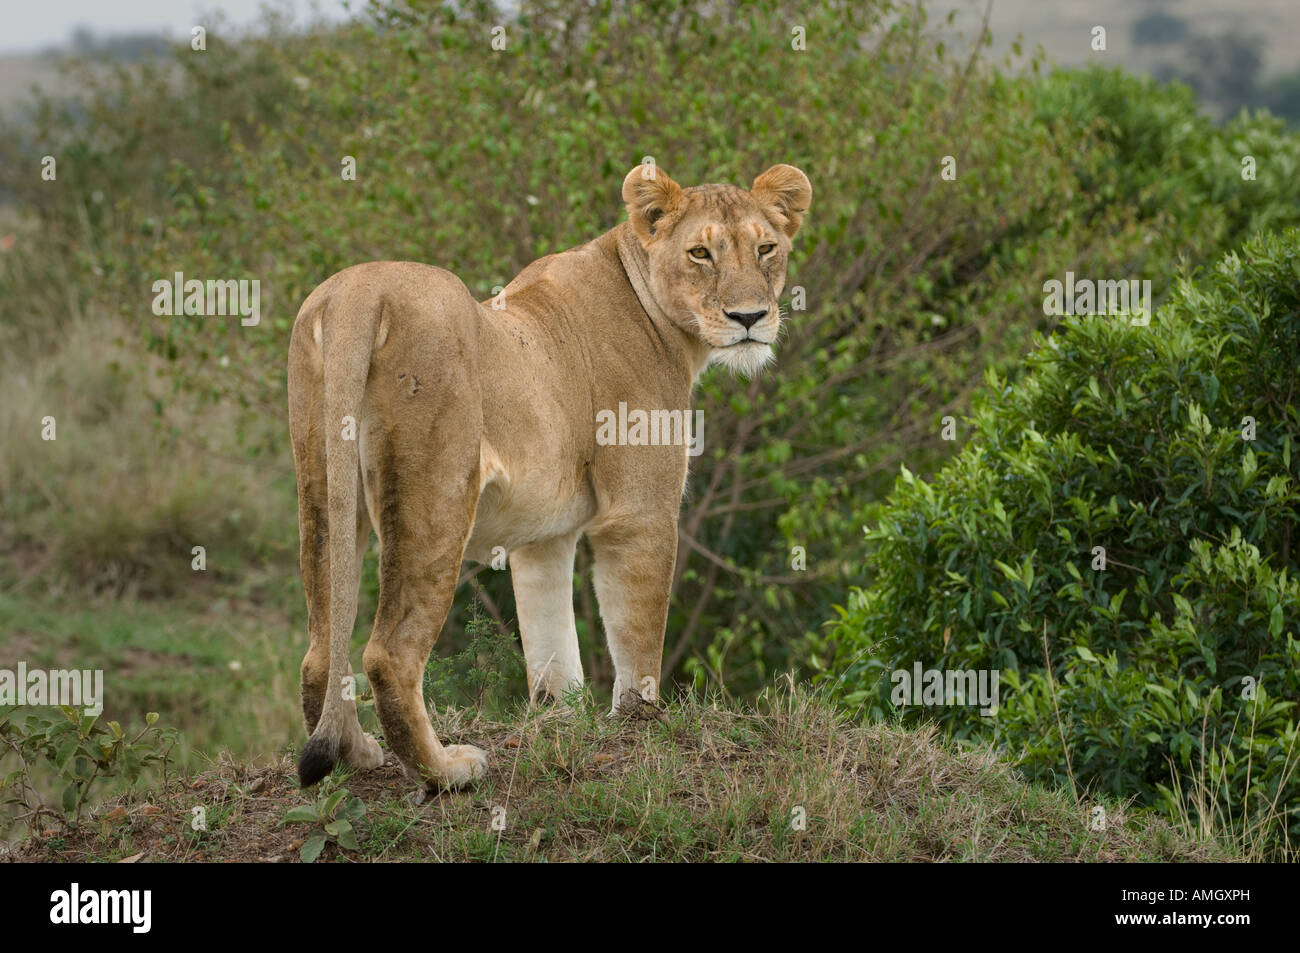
xmin=298 ymin=297 xmax=380 ymax=787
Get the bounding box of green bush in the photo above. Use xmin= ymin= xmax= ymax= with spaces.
xmin=820 ymin=228 xmax=1300 ymax=854
xmin=1031 ymin=66 xmax=1300 ymax=252
xmin=1 ymin=708 xmax=176 ymax=834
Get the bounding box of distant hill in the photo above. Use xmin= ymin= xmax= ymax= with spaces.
xmin=0 ymin=28 xmax=168 ymax=118
xmin=0 ymin=53 xmax=70 ymax=116
xmin=940 ymin=0 xmax=1300 ymax=120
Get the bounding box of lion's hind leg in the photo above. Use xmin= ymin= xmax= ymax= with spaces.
xmin=361 ymin=426 xmax=488 ymax=791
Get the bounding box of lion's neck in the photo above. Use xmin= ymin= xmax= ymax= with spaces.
xmin=602 ymin=223 xmax=713 ymax=382
xmin=486 ymin=223 xmax=712 ymax=412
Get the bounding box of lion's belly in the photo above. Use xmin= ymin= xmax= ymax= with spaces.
xmin=460 ymin=439 xmax=596 ymax=563
xmin=463 ymin=488 xmax=595 ymax=562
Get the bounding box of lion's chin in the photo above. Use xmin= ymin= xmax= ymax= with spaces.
xmin=707 ymin=341 xmax=774 ymax=377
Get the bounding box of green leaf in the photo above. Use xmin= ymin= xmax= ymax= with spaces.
xmin=283 ymin=805 xmax=319 ymax=824
xmin=320 ymin=789 xmax=348 ymax=819
xmin=300 ymin=832 xmax=327 ymax=864
xmin=55 ymin=740 xmax=77 ymax=770
xmin=993 ymin=560 xmax=1019 ymax=583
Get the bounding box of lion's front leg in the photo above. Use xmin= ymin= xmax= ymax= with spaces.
xmin=588 ymin=516 xmax=677 ymax=714
xmin=510 ymin=532 xmax=585 ymax=703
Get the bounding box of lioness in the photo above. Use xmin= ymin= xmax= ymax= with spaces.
xmin=289 ymin=162 xmax=811 ymax=791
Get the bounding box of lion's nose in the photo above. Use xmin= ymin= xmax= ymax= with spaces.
xmin=724 ymin=308 xmax=768 ymax=330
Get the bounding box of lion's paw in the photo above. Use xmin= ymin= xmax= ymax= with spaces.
xmin=438 ymin=744 xmax=488 ymax=789
xmin=344 ymin=732 xmax=386 ymax=771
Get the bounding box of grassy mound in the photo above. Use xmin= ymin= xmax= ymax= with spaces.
xmin=4 ymin=685 xmax=1236 ymax=863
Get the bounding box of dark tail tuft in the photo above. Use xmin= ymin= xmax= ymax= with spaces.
xmin=298 ymin=735 xmax=339 ymax=787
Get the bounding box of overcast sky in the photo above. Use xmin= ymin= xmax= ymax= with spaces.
xmin=0 ymin=0 xmax=354 ymax=53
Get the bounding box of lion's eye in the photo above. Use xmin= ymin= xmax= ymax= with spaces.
xmin=758 ymin=243 xmax=777 ymax=257
xmin=688 ymin=246 xmax=711 ymax=262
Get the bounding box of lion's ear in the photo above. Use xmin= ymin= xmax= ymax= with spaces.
xmin=751 ymin=164 xmax=812 ymax=239
xmin=622 ymin=164 xmax=684 ymax=243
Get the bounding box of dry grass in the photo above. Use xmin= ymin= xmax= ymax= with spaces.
xmin=0 ymin=312 xmax=295 ymax=596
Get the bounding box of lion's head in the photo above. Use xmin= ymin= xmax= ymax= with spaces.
xmin=622 ymin=163 xmax=812 ymax=377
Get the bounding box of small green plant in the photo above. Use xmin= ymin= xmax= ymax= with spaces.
xmin=423 ymin=603 xmax=527 ymax=716
xmin=0 ymin=707 xmax=176 ymax=833
xmin=280 ymin=780 xmax=367 ymax=863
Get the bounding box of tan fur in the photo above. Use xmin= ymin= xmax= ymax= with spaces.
xmin=288 ymin=164 xmax=811 ymax=791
